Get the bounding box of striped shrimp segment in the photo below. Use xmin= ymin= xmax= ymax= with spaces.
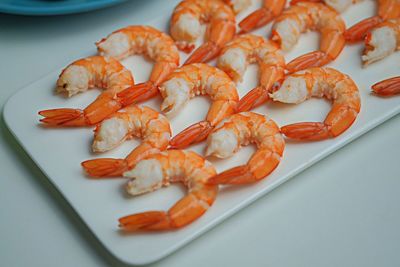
xmin=38 ymin=56 xmax=134 ymax=126
xmin=163 ymin=63 xmax=239 ymax=149
xmin=372 ymin=76 xmax=400 ymax=96
xmin=216 ymin=34 xmax=286 ymax=112
xmin=271 ymin=67 xmax=361 ymax=140
xmin=81 ymin=106 xmax=171 ymax=177
xmin=119 ymin=150 xmax=218 ymax=231
xmin=206 ymin=112 xmax=285 ymax=185
xmin=238 ymin=0 xmax=287 ymax=34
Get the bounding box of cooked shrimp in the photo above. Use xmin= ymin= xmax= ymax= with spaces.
xmin=271 ymin=67 xmax=361 ymax=140
xmin=360 ymin=18 xmax=400 ymax=65
xmin=223 ymin=0 xmax=252 ymax=14
xmin=119 ymin=150 xmax=218 ymax=231
xmin=271 ymin=2 xmax=346 ymax=73
xmin=217 ymin=34 xmax=285 ymax=112
xmin=81 ymin=106 xmax=171 ymax=177
xmin=39 ymin=56 xmax=134 ymax=126
xmin=97 ymin=25 xmax=180 ymax=104
xmin=344 ymin=0 xmax=400 ymax=42
xmin=238 ymin=0 xmax=287 ymax=33
xmin=206 ymin=112 xmax=285 ymax=185
xmin=290 ymin=0 xmax=360 ymax=13
xmin=170 ymin=0 xmax=236 ymax=64
xmin=372 ymin=76 xmax=400 ymax=96
xmin=162 ymin=63 xmax=239 ymax=149
xmin=39 ymin=26 xmax=181 ymax=127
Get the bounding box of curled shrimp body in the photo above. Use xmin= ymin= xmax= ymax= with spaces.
xmin=238 ymin=0 xmax=287 ymax=34
xmin=119 ymin=150 xmax=218 ymax=231
xmin=361 ymin=18 xmax=400 ymax=65
xmin=271 ymin=2 xmax=346 ymax=73
xmin=216 ymin=34 xmax=286 ymax=112
xmin=39 ymin=56 xmax=134 ymax=126
xmin=344 ymin=0 xmax=400 ymax=42
xmin=163 ymin=63 xmax=239 ymax=149
xmin=271 ymin=67 xmax=361 ymax=140
xmin=206 ymin=112 xmax=285 ymax=185
xmin=81 ymin=106 xmax=171 ymax=177
xmin=170 ymin=0 xmax=236 ymax=64
xmin=97 ymin=25 xmax=180 ymax=105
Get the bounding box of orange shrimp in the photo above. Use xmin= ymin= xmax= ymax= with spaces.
xmin=271 ymin=67 xmax=361 ymax=140
xmin=39 ymin=56 xmax=134 ymax=126
xmin=206 ymin=112 xmax=285 ymax=184
xmin=372 ymin=76 xmax=400 ymax=96
xmin=216 ymin=34 xmax=286 ymax=112
xmin=344 ymin=0 xmax=400 ymax=43
xmin=81 ymin=106 xmax=171 ymax=177
xmin=361 ymin=18 xmax=400 ymax=66
xmin=119 ymin=150 xmax=218 ymax=231
xmin=238 ymin=0 xmax=287 ymax=34
xmin=271 ymin=2 xmax=346 ymax=74
xmin=97 ymin=25 xmax=180 ymax=105
xmin=170 ymin=0 xmax=236 ymax=64
xmin=39 ymin=26 xmax=180 ymax=127
xmin=163 ymin=63 xmax=239 ymax=149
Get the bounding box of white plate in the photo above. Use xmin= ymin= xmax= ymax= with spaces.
xmin=3 ymin=1 xmax=400 ymax=265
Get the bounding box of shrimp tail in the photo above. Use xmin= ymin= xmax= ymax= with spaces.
xmin=238 ymin=8 xmax=274 ymax=34
xmin=344 ymin=16 xmax=382 ymax=43
xmin=119 ymin=211 xmax=170 ymax=231
xmin=38 ymin=108 xmax=86 ymax=126
xmin=372 ymin=76 xmax=400 ymax=96
xmin=184 ymin=42 xmax=220 ymax=65
xmin=207 ymin=165 xmax=258 ymax=184
xmin=286 ymin=51 xmax=330 ymax=74
xmin=117 ymin=82 xmax=159 ymax=106
xmin=281 ymin=122 xmax=332 ymax=141
xmin=119 ymin=189 xmax=213 ymax=231
xmin=39 ymin=93 xmax=124 ymax=126
xmin=81 ymin=158 xmax=128 ymax=177
xmin=237 ymin=86 xmax=270 ymax=112
xmin=169 ymin=121 xmax=214 ymax=149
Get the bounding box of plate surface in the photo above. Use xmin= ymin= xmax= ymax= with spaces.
xmin=0 ymin=0 xmax=126 ymax=16
xmin=3 ymin=1 xmax=400 ymax=265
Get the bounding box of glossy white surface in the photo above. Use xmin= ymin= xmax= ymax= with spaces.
xmin=1 ymin=1 xmax=400 ymax=266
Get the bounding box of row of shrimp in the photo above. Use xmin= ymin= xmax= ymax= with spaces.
xmin=37 ymin=0 xmax=398 ymax=233
xmin=37 ymin=0 xmax=400 ymax=126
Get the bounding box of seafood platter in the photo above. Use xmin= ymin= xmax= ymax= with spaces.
xmin=4 ymin=0 xmax=400 ymax=264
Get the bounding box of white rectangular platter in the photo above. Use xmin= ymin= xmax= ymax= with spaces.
xmin=3 ymin=1 xmax=400 ymax=265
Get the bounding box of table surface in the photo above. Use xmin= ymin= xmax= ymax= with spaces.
xmin=1 ymin=1 xmax=399 ymax=266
